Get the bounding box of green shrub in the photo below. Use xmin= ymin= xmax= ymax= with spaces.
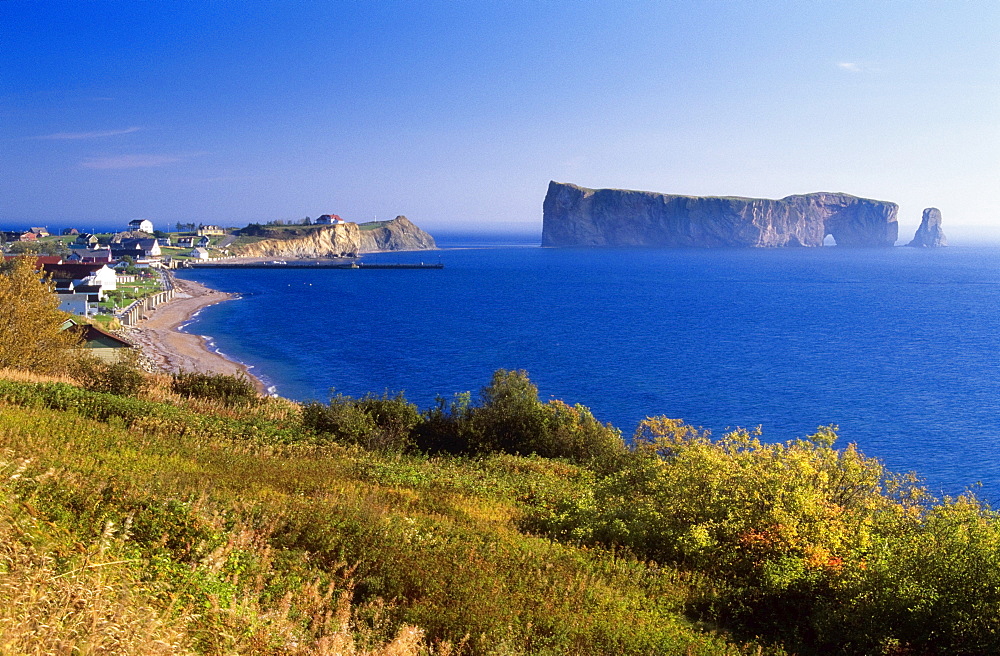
xmin=525 ymin=417 xmax=1000 ymax=654
xmin=302 ymin=391 xmax=420 ymax=452
xmin=412 ymin=392 xmax=477 ymax=454
xmin=171 ymin=370 xmax=258 ymax=406
xmin=414 ymin=370 xmax=626 ymax=466
xmin=71 ymin=351 xmax=149 ymax=397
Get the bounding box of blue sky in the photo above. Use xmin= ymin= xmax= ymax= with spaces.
xmin=2 ymin=1 xmax=997 ymax=238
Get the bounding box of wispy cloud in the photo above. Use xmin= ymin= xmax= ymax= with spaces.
xmin=32 ymin=127 xmax=142 ymax=140
xmin=835 ymin=61 xmax=880 ymax=74
xmin=81 ymin=154 xmax=184 ymax=169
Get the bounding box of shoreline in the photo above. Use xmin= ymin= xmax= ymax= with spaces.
xmin=123 ymin=274 xmax=269 ymax=395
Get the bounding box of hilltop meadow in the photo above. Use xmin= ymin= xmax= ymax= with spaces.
xmin=2 ymin=255 xmax=1000 ymax=655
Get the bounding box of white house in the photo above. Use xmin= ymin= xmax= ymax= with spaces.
xmin=88 ymin=264 xmax=118 ymax=292
xmin=128 ymin=219 xmax=154 ymax=233
xmin=316 ymin=214 xmax=345 ymax=225
xmin=190 ymin=247 xmax=210 ymax=260
xmin=58 ymin=293 xmax=93 ymax=317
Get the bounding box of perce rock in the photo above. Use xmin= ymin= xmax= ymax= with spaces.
xmin=907 ymin=208 xmax=947 ymax=247
xmin=542 ymin=182 xmax=899 ymax=248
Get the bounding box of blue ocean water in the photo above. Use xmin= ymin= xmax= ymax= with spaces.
xmin=178 ymin=241 xmax=1000 ymax=500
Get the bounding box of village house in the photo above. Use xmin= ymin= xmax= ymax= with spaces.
xmin=61 ymin=319 xmax=135 ymax=363
xmin=66 ymin=246 xmax=113 ymax=264
xmin=29 ymin=227 xmax=49 ymax=238
xmin=75 ymin=233 xmax=100 ymax=247
xmin=113 ymin=238 xmax=161 ymax=261
xmin=197 ymin=224 xmax=225 ymax=236
xmin=315 ymin=214 xmax=345 ymax=225
xmin=175 ymin=236 xmax=196 ymax=247
xmin=11 ymin=255 xmax=65 ymax=267
xmin=58 ymin=293 xmax=92 ymax=317
xmin=42 ymin=262 xmax=118 ymax=301
xmin=128 ymin=219 xmax=154 ymax=234
xmin=189 ymin=247 xmax=210 ymax=260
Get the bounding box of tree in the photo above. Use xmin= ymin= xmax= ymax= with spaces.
xmin=7 ymin=241 xmax=41 ymax=255
xmin=37 ymin=239 xmax=69 ymax=257
xmin=0 ymin=256 xmax=78 ymax=373
xmin=418 ymin=369 xmax=626 ymax=463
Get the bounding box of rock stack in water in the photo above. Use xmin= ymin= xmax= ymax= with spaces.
xmin=907 ymin=208 xmax=947 ymax=247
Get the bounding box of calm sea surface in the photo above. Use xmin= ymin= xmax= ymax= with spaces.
xmin=177 ymin=239 xmax=1000 ymax=500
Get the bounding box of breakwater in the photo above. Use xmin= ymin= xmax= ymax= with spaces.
xmin=190 ymin=262 xmax=443 ymax=270
xmin=118 ymin=270 xmax=175 ymax=327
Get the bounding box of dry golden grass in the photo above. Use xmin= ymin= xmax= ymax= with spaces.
xmin=0 ymin=464 xmax=192 ymax=653
xmin=0 ymin=459 xmax=448 ymax=656
xmin=0 ymin=367 xmax=76 ymax=386
xmin=141 ymin=372 xmax=301 ymax=423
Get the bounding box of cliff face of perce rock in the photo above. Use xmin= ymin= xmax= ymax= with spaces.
xmin=232 ymin=216 xmax=436 ymax=259
xmin=542 ymin=182 xmax=899 ymax=248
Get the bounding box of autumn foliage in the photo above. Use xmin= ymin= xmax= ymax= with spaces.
xmin=0 ymin=256 xmax=77 ymax=373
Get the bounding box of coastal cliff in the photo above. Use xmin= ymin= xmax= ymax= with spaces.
xmin=358 ymin=215 xmax=437 ymax=252
xmin=542 ymin=182 xmax=899 ymax=248
xmin=232 ymin=216 xmax=436 ymax=259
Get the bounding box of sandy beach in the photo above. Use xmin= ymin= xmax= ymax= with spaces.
xmin=124 ymin=274 xmax=268 ymax=394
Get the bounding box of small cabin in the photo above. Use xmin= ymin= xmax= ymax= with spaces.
xmin=316 ymin=214 xmax=345 ymax=225
xmin=63 ymin=320 xmax=135 ymax=363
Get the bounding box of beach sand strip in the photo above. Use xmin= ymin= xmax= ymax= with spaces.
xmin=123 ymin=275 xmax=267 ymax=394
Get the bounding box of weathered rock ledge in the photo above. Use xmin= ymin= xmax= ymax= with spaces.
xmin=232 ymin=216 xmax=436 ymax=259
xmin=542 ymin=182 xmax=899 ymax=248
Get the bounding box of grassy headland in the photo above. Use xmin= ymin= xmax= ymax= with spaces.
xmin=2 ymin=363 xmax=1000 ymax=655
xmin=0 ymin=370 xmax=760 ymax=655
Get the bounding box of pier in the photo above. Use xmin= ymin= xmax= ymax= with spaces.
xmin=189 ymin=261 xmax=443 ymax=270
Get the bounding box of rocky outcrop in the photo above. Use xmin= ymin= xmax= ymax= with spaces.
xmin=358 ymin=216 xmax=437 ymax=252
xmin=232 ymin=223 xmax=363 ymax=259
xmin=231 ymin=216 xmax=436 ymax=259
xmin=542 ymin=182 xmax=899 ymax=248
xmin=907 ymin=208 xmax=947 ymax=247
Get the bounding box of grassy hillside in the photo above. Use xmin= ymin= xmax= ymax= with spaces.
xmin=2 ymin=365 xmax=999 ymax=655
xmin=0 ymin=370 xmax=770 ymax=655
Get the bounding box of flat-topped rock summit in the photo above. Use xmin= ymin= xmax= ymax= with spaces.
xmin=542 ymin=182 xmax=899 ymax=248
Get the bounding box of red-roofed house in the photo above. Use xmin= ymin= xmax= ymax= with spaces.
xmin=2 ymin=255 xmax=63 ymax=267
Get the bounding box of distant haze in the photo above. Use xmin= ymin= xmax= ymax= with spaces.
xmin=1 ymin=1 xmax=997 ymax=239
